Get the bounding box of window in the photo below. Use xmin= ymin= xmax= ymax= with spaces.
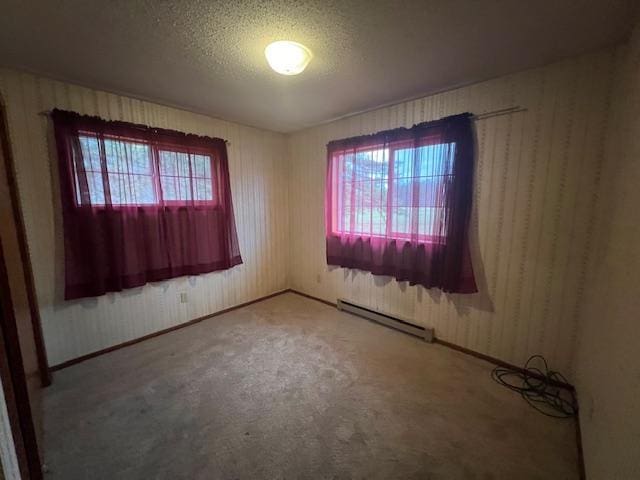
xmin=331 ymin=142 xmax=455 ymax=243
xmin=325 ymin=113 xmax=477 ymax=293
xmin=52 ymin=109 xmax=242 ymax=300
xmin=159 ymin=150 xmax=213 ymax=203
xmin=76 ymin=134 xmax=216 ymax=206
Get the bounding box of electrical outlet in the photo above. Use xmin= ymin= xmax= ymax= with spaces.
xmin=180 ymin=292 xmax=188 ymax=303
xmin=316 ymin=274 xmax=322 ymax=284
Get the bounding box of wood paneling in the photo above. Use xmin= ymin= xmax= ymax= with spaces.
xmin=287 ymin=49 xmax=616 ymax=378
xmin=0 ymin=101 xmax=50 ymax=386
xmin=0 ymin=69 xmax=290 ymax=366
xmin=574 ymin=23 xmax=640 ymax=479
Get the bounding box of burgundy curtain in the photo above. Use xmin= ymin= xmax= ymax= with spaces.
xmin=325 ymin=113 xmax=477 ymax=293
xmin=52 ymin=109 xmax=242 ymax=300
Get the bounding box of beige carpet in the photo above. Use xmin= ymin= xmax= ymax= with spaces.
xmin=40 ymin=293 xmax=579 ymax=479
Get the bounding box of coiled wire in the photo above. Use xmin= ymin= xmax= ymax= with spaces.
xmin=491 ymin=355 xmax=578 ymax=418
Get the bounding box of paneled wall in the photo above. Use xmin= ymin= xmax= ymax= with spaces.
xmin=0 ymin=69 xmax=289 ymax=366
xmin=287 ymin=49 xmax=616 ymax=377
xmin=574 ymin=23 xmax=640 ymax=479
xmin=0 ymin=102 xmax=39 ymax=378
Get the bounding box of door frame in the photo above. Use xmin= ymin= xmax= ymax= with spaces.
xmin=0 ymin=100 xmax=50 ymax=387
xmin=0 ymin=236 xmax=43 ymax=479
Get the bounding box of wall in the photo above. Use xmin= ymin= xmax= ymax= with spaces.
xmin=573 ymin=23 xmax=640 ymax=479
xmin=287 ymin=49 xmax=615 ymax=376
xmin=0 ymin=99 xmax=40 ymax=379
xmin=0 ymin=374 xmax=19 ymax=480
xmin=0 ymin=69 xmax=290 ymax=367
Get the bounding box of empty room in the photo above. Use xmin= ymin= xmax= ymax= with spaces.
xmin=0 ymin=1 xmax=639 ymax=479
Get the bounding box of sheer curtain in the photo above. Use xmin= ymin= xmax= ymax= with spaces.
xmin=325 ymin=113 xmax=477 ymax=293
xmin=52 ymin=109 xmax=242 ymax=300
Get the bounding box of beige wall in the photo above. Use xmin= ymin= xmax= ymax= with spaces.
xmin=0 ymin=69 xmax=290 ymax=367
xmin=0 ymin=124 xmax=25 ymax=480
xmin=0 ymin=96 xmax=40 ymax=379
xmin=574 ymin=24 xmax=640 ymax=480
xmin=287 ymin=49 xmax=616 ymax=377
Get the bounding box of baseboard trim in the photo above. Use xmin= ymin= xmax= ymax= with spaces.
xmin=289 ymin=289 xmax=337 ymax=307
xmin=289 ymin=289 xmax=574 ymax=390
xmin=434 ymin=339 xmax=574 ymax=391
xmin=50 ymin=289 xmax=292 ymax=371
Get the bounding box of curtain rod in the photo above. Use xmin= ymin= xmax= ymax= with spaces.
xmin=36 ymin=105 xmax=526 ymax=141
xmin=472 ymin=106 xmax=527 ymax=121
xmin=37 ymin=110 xmax=231 ymax=145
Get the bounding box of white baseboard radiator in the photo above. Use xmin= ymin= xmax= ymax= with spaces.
xmin=337 ymin=298 xmax=434 ymax=342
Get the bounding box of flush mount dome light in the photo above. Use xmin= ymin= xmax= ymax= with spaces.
xmin=265 ymin=41 xmax=312 ymax=75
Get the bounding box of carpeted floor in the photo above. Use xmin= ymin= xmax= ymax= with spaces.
xmin=40 ymin=292 xmax=579 ymax=479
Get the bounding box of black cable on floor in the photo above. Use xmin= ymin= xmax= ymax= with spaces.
xmin=491 ymin=355 xmax=578 ymax=418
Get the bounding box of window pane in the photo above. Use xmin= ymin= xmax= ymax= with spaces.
xmin=129 ymin=143 xmax=152 ymax=174
xmin=394 ymin=143 xmax=455 ymax=178
xmin=193 ymin=178 xmax=212 ymax=201
xmin=332 ymin=142 xmax=454 ymax=242
xmin=192 ymin=155 xmax=211 ymax=178
xmin=372 ymin=180 xmax=387 ymax=207
xmin=342 ymin=152 xmax=355 ymax=178
xmin=106 ymin=173 xmax=155 ymax=205
xmin=176 ymin=153 xmax=190 ymax=177
xmin=161 ymin=176 xmax=177 ymax=200
xmin=74 ymin=136 xmax=218 ymax=206
xmin=392 ymin=177 xmax=412 ymax=207
xmin=371 ymin=206 xmax=387 ymax=235
xmin=104 ymin=140 xmax=122 ymax=173
xmin=352 ymin=180 xmax=370 ymax=205
xmin=158 ymin=150 xmax=214 ymax=202
xmin=354 ymin=149 xmax=388 ymax=181
xmin=79 ymin=135 xmax=103 ymax=173
xmin=86 ymin=171 xmax=105 ymax=204
xmin=131 ymin=175 xmax=156 ymax=204
xmin=161 ymin=175 xmax=192 ymax=201
xmin=417 ymin=207 xmax=444 ymax=235
xmin=102 ymin=139 xmax=151 ymax=174
xmin=418 ymin=176 xmax=450 ymax=207
xmin=336 ymin=147 xmax=389 ymax=235
xmin=177 ymin=177 xmax=191 ymax=201
xmin=341 ymin=178 xmax=352 ymax=209
xmin=341 ymin=210 xmax=351 ymax=232
xmin=391 ymin=207 xmax=411 ymax=234
xmin=393 ymin=148 xmax=414 ymax=179
xmin=353 ymin=206 xmax=367 ymax=233
xmin=107 ymin=173 xmax=125 ymax=204
xmin=424 ymin=143 xmax=455 ymax=175
xmin=159 ymin=152 xmax=177 ymax=175
xmin=77 ymin=136 xmax=155 ymax=205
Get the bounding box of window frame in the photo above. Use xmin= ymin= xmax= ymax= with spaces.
xmin=330 ymin=138 xmax=453 ymax=245
xmin=73 ymin=131 xmax=218 ymax=209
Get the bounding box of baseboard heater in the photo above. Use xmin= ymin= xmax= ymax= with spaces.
xmin=337 ymin=298 xmax=434 ymax=342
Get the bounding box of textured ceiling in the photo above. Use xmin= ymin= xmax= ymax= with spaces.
xmin=0 ymin=0 xmax=636 ymax=132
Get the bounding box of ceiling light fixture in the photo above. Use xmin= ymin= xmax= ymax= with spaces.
xmin=265 ymin=41 xmax=312 ymax=76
